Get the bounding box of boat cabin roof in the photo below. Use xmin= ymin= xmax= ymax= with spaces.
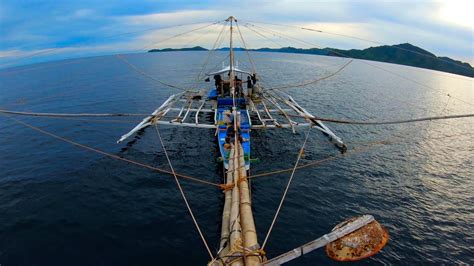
xmin=207 ymin=66 xmax=253 ymax=76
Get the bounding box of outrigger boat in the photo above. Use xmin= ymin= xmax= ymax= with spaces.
xmin=117 ymin=16 xmax=386 ymax=265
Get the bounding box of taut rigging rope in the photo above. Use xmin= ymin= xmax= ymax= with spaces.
xmin=310 ymin=113 xmax=474 ymax=125
xmin=244 ymin=20 xmax=474 ymax=73
xmin=2 ymin=109 xmax=472 ymax=126
xmin=261 ymin=126 xmax=312 ymax=250
xmin=153 ymin=124 xmax=215 ymax=260
xmin=137 ymin=21 xmax=221 ymax=52
xmin=3 ymin=115 xmax=221 ymax=188
xmin=235 ymin=21 xmax=257 ymax=74
xmin=243 ymin=23 xmax=352 ymax=90
xmin=0 ymin=110 xmax=148 ymax=117
xmin=247 ymin=131 xmax=473 ymax=180
xmin=245 ymin=22 xmax=474 ymax=107
xmin=265 ymin=60 xmax=353 ymax=90
xmin=193 ymin=21 xmax=228 ymax=87
xmin=0 ymin=21 xmax=220 ymax=69
xmin=115 ymin=54 xmax=189 ymax=91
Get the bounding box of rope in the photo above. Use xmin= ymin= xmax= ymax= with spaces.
xmin=138 ymin=21 xmax=221 ymax=52
xmin=235 ymin=22 xmax=257 ymax=74
xmin=247 ymin=131 xmax=473 ymax=181
xmin=193 ymin=22 xmax=228 ymax=87
xmin=1 ymin=109 xmax=472 ymax=126
xmin=5 ymin=109 xmax=469 ymax=186
xmin=2 ymin=72 xmax=137 ymax=110
xmin=242 ymin=23 xmax=331 ymax=80
xmin=261 ymin=126 xmax=312 ymax=250
xmin=361 ymin=60 xmax=474 ymax=107
xmin=3 ymin=115 xmax=221 ymax=188
xmin=245 ymin=22 xmax=474 ymax=108
xmin=265 ymin=60 xmax=353 ymax=90
xmin=243 ymin=23 xmax=352 ymax=90
xmin=0 ymin=109 xmax=148 ymax=117
xmin=0 ymin=21 xmax=219 ymax=69
xmin=9 ymin=116 xmax=143 ymax=124
xmin=115 ymin=54 xmax=189 ymax=91
xmin=245 ymin=20 xmax=474 ymax=74
xmin=242 ymin=24 xmax=285 ymax=48
xmin=182 ymin=23 xmax=221 ymax=48
xmin=153 ymin=124 xmax=215 ymax=260
xmin=311 ymin=113 xmax=474 ymax=125
xmin=246 ymin=23 xmax=321 ymax=52
xmin=249 ymin=141 xmax=380 ymax=181
xmin=206 ymin=54 xmax=230 ymax=75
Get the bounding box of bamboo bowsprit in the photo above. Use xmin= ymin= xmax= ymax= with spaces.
xmin=116 ymin=16 xmax=388 ymax=265
xmin=211 ymin=143 xmax=262 ymax=265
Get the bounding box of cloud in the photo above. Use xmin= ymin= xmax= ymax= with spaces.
xmin=0 ymin=49 xmax=24 ymax=58
xmin=0 ymin=1 xmax=472 ymax=67
xmin=122 ymin=10 xmax=220 ymax=26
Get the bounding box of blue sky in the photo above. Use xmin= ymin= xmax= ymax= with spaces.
xmin=0 ymin=0 xmax=472 ymax=68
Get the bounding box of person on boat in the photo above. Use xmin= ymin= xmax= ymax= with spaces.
xmin=246 ymin=76 xmax=253 ymax=88
xmin=234 ymin=76 xmax=242 ymax=96
xmin=227 ymin=124 xmax=246 ymax=143
xmin=226 ymin=124 xmax=237 ymax=137
xmin=223 ymin=110 xmax=233 ymax=125
xmin=224 ymin=135 xmax=232 ymax=151
xmin=251 ymin=73 xmax=258 ymax=85
xmin=214 ymin=74 xmax=222 ymax=92
xmin=245 ymin=76 xmax=253 ymax=96
xmin=222 ymin=80 xmax=230 ymax=96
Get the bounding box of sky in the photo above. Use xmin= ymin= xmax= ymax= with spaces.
xmin=0 ymin=0 xmax=473 ymax=68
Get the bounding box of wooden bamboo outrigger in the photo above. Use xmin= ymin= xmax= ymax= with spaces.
xmin=116 ymin=16 xmax=386 ymax=265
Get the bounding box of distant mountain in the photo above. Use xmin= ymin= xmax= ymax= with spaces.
xmin=327 ymin=43 xmax=473 ymax=77
xmin=148 ymin=46 xmax=207 ymax=52
xmin=215 ymin=47 xmax=247 ymax=51
xmin=148 ymin=44 xmax=474 ymax=77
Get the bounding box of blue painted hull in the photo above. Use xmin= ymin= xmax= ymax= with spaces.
xmin=215 ymin=96 xmax=251 ymax=170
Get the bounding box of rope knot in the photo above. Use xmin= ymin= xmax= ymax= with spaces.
xmin=238 ymin=176 xmax=248 ymax=184
xmin=220 ymin=183 xmax=235 ymax=191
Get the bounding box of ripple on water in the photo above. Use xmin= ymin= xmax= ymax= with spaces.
xmin=0 ymin=52 xmax=473 ymax=265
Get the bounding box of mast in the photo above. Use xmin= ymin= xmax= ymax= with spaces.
xmin=226 ymin=16 xmax=236 ymax=89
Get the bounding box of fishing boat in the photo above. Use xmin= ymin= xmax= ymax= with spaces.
xmin=2 ymin=7 xmax=473 ymax=265
xmin=116 ymin=16 xmax=386 ymax=265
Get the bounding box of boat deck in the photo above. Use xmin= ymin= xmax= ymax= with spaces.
xmin=215 ymin=97 xmax=251 ymax=170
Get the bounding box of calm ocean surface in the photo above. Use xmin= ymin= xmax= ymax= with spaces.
xmin=0 ymin=51 xmax=473 ymax=265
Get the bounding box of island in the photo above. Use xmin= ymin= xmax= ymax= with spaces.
xmin=149 ymin=44 xmax=474 ymax=78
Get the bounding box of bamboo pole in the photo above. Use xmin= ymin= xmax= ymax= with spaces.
xmin=229 ymin=145 xmax=244 ymax=265
xmin=237 ymin=144 xmax=261 ymax=266
xmin=219 ymin=148 xmax=233 ymax=252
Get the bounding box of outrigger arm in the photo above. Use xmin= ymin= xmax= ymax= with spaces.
xmin=117 ymin=92 xmax=184 ymax=143
xmin=286 ymin=95 xmax=347 ymax=152
xmin=263 ymin=90 xmax=347 ymax=152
